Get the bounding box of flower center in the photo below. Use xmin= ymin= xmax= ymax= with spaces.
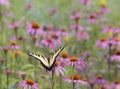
xmin=114 ymin=80 xmax=120 ymax=84
xmin=82 ymin=77 xmax=87 ymax=81
xmin=61 ymin=28 xmax=66 ymax=32
xmin=51 ymin=33 xmax=59 ymax=39
xmin=32 ymin=22 xmax=40 ymax=29
xmin=97 ymin=76 xmax=102 ymax=79
xmin=26 ymin=79 xmax=34 ymax=85
xmin=55 ymin=62 xmax=58 ymax=66
xmin=89 ymin=14 xmax=96 ymax=19
xmin=3 ymin=47 xmax=9 ymax=52
xmin=0 ymin=58 xmax=5 ymax=63
xmin=61 ymin=52 xmax=68 ymax=58
xmin=32 ymin=36 xmax=37 ymax=41
xmin=70 ymin=57 xmax=78 ymax=62
xmin=70 ymin=74 xmax=80 ymax=80
xmin=11 ymin=41 xmax=17 ymax=46
xmin=47 ymin=38 xmax=52 ymax=43
xmin=100 ymin=37 xmax=107 ymax=42
xmin=116 ymin=51 xmax=120 ymax=55
xmin=114 ymin=38 xmax=120 ymax=42
xmin=17 ymin=36 xmax=24 ymax=40
xmin=79 ymin=32 xmax=84 ymax=35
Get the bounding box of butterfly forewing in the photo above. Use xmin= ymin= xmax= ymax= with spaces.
xmin=49 ymin=46 xmax=65 ymax=66
xmin=28 ymin=53 xmax=49 ymax=67
xmin=28 ymin=45 xmax=65 ymax=71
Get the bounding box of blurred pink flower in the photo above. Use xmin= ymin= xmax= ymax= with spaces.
xmin=95 ymin=37 xmax=108 ymax=49
xmin=79 ymin=0 xmax=91 ymax=4
xmin=9 ymin=21 xmax=20 ymax=30
xmin=88 ymin=14 xmax=97 ymax=24
xmin=40 ymin=38 xmax=55 ymax=49
xmin=110 ymin=80 xmax=120 ymax=89
xmin=111 ymin=51 xmax=120 ymax=62
xmin=70 ymin=12 xmax=80 ymax=21
xmin=17 ymin=79 xmax=39 ymax=89
xmin=50 ymin=62 xmax=66 ymax=76
xmin=94 ymin=76 xmax=107 ymax=85
xmin=75 ymin=60 xmax=89 ymax=72
xmin=70 ymin=24 xmax=84 ymax=31
xmin=65 ymin=74 xmax=88 ymax=84
xmin=58 ymin=27 xmax=69 ymax=36
xmin=58 ymin=52 xmax=69 ymax=67
xmin=10 ymin=41 xmax=21 ymax=50
xmin=4 ymin=69 xmax=13 ymax=75
xmin=100 ymin=6 xmax=109 ymax=14
xmin=26 ymin=22 xmax=44 ymax=35
xmin=0 ymin=0 xmax=9 ymax=6
xmin=50 ymin=8 xmax=57 ymax=16
xmin=95 ymin=37 xmax=116 ymax=49
xmin=51 ymin=32 xmax=62 ymax=45
xmin=26 ymin=3 xmax=33 ymax=11
xmin=77 ymin=31 xmax=89 ymax=40
xmin=101 ymin=26 xmax=120 ymax=34
xmin=18 ymin=71 xmax=27 ymax=80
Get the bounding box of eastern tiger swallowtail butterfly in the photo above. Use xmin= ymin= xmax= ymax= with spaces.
xmin=28 ymin=46 xmax=65 ymax=71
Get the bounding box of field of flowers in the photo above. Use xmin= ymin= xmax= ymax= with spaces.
xmin=0 ymin=0 xmax=120 ymax=89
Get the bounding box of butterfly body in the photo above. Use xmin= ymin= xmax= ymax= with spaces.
xmin=28 ymin=46 xmax=65 ymax=71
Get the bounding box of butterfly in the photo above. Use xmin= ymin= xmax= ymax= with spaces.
xmin=28 ymin=46 xmax=65 ymax=71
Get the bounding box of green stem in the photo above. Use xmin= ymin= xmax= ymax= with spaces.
xmin=73 ymin=82 xmax=75 ymax=89
xmin=108 ymin=45 xmax=112 ymax=78
xmin=0 ymin=63 xmax=2 ymax=89
xmin=60 ymin=74 xmax=63 ymax=89
xmin=72 ymin=65 xmax=75 ymax=89
xmin=6 ymin=75 xmax=9 ymax=89
xmin=51 ymin=69 xmax=55 ymax=89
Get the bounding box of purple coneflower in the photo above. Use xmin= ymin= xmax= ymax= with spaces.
xmin=52 ymin=62 xmax=66 ymax=76
xmin=9 ymin=21 xmax=20 ymax=30
xmin=110 ymin=80 xmax=120 ymax=89
xmin=95 ymin=37 xmax=108 ymax=49
xmin=68 ymin=57 xmax=78 ymax=66
xmin=77 ymin=31 xmax=89 ymax=40
xmin=88 ymin=14 xmax=97 ymax=24
xmin=51 ymin=32 xmax=62 ymax=46
xmin=70 ymin=11 xmax=80 ymax=22
xmin=65 ymin=74 xmax=87 ymax=84
xmin=94 ymin=75 xmax=107 ymax=85
xmin=101 ymin=26 xmax=114 ymax=33
xmin=100 ymin=6 xmax=109 ymax=14
xmin=17 ymin=79 xmax=39 ymax=89
xmin=40 ymin=38 xmax=55 ymax=49
xmin=59 ymin=52 xmax=69 ymax=67
xmin=111 ymin=50 xmax=120 ymax=62
xmin=10 ymin=41 xmax=21 ymax=50
xmin=26 ymin=22 xmax=44 ymax=35
xmin=70 ymin=23 xmax=84 ymax=31
xmin=75 ymin=60 xmax=89 ymax=72
xmin=58 ymin=27 xmax=69 ymax=36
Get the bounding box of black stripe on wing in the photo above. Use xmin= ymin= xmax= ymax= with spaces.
xmin=49 ymin=45 xmax=65 ymax=69
xmin=28 ymin=53 xmax=51 ymax=70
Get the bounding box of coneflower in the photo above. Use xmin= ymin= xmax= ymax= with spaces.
xmin=17 ymin=79 xmax=39 ymax=89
